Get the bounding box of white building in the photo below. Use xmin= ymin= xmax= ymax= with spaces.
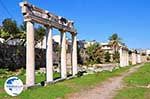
xmin=84 ymin=40 xmax=97 ymax=48
xmin=53 ymin=35 xmax=61 ymax=45
xmin=146 ymin=49 xmax=150 ymax=56
xmin=101 ymin=42 xmax=113 ymax=53
xmin=36 ymin=35 xmax=70 ymax=49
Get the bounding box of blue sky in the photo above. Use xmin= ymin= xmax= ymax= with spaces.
xmin=0 ymin=0 xmax=150 ymax=49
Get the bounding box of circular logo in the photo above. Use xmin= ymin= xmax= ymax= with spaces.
xmin=4 ymin=77 xmax=24 ymax=96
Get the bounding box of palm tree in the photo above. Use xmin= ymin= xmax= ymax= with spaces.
xmin=108 ymin=33 xmax=122 ymax=52
xmin=108 ymin=33 xmax=122 ymax=63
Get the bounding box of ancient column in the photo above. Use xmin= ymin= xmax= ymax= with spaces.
xmin=72 ymin=34 xmax=78 ymax=76
xmin=132 ymin=52 xmax=136 ymax=65
xmin=126 ymin=50 xmax=129 ymax=66
xmin=119 ymin=47 xmax=124 ymax=67
xmin=123 ymin=50 xmax=125 ymax=66
xmin=124 ymin=50 xmax=127 ymax=66
xmin=26 ymin=21 xmax=35 ymax=87
xmin=46 ymin=27 xmax=53 ymax=82
xmin=124 ymin=50 xmax=126 ymax=66
xmin=125 ymin=50 xmax=127 ymax=66
xmin=137 ymin=54 xmax=141 ymax=63
xmin=60 ymin=31 xmax=67 ymax=79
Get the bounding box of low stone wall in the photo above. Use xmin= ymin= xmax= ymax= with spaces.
xmin=78 ymin=63 xmax=117 ymax=74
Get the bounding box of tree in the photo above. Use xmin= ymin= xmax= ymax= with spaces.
xmin=104 ymin=52 xmax=111 ymax=63
xmin=17 ymin=22 xmax=26 ymax=45
xmin=19 ymin=22 xmax=46 ymax=46
xmin=94 ymin=46 xmax=105 ymax=63
xmin=112 ymin=51 xmax=120 ymax=63
xmin=34 ymin=26 xmax=46 ymax=45
xmin=0 ymin=18 xmax=46 ymax=46
xmin=109 ymin=33 xmax=122 ymax=63
xmin=109 ymin=33 xmax=122 ymax=52
xmin=1 ymin=18 xmax=20 ymax=41
xmin=85 ymin=43 xmax=104 ymax=65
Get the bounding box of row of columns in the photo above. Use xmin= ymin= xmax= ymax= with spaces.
xmin=26 ymin=21 xmax=78 ymax=87
xmin=132 ymin=52 xmax=142 ymax=64
xmin=119 ymin=48 xmax=143 ymax=67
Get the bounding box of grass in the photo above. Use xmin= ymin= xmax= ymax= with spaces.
xmin=0 ymin=65 xmax=132 ymax=99
xmin=0 ymin=72 xmax=61 ymax=88
xmin=114 ymin=63 xmax=150 ymax=99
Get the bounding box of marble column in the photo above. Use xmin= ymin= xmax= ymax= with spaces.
xmin=137 ymin=54 xmax=141 ymax=63
xmin=26 ymin=21 xmax=35 ymax=87
xmin=119 ymin=47 xmax=124 ymax=67
xmin=124 ymin=50 xmax=126 ymax=66
xmin=72 ymin=34 xmax=78 ymax=76
xmin=123 ymin=50 xmax=125 ymax=66
xmin=126 ymin=50 xmax=129 ymax=66
xmin=60 ymin=31 xmax=67 ymax=79
xmin=46 ymin=27 xmax=53 ymax=82
xmin=124 ymin=50 xmax=127 ymax=66
xmin=132 ymin=52 xmax=136 ymax=65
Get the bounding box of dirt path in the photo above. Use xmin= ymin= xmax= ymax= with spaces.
xmin=68 ymin=64 xmax=143 ymax=99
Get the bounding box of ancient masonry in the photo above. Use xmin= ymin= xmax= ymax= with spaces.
xmin=19 ymin=1 xmax=143 ymax=88
xmin=20 ymin=1 xmax=77 ymax=87
xmin=119 ymin=46 xmax=142 ymax=67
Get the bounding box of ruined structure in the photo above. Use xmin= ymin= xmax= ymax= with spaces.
xmin=20 ymin=1 xmax=77 ymax=87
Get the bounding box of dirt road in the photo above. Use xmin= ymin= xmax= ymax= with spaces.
xmin=68 ymin=64 xmax=143 ymax=99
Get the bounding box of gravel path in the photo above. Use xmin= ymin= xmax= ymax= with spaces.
xmin=68 ymin=64 xmax=143 ymax=99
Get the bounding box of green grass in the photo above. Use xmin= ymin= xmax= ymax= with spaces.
xmin=0 ymin=65 xmax=132 ymax=99
xmin=0 ymin=72 xmax=61 ymax=88
xmin=114 ymin=63 xmax=150 ymax=99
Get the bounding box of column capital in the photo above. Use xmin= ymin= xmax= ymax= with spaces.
xmin=24 ymin=15 xmax=34 ymax=22
xmin=44 ymin=24 xmax=52 ymax=29
xmin=59 ymin=29 xmax=67 ymax=33
xmin=71 ymin=32 xmax=77 ymax=36
xmin=25 ymin=20 xmax=34 ymax=24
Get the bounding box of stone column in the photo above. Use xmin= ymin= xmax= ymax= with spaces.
xmin=60 ymin=31 xmax=67 ymax=79
xmin=72 ymin=34 xmax=78 ymax=76
xmin=125 ymin=50 xmax=127 ymax=66
xmin=132 ymin=52 xmax=136 ymax=65
xmin=123 ymin=50 xmax=125 ymax=66
xmin=124 ymin=50 xmax=126 ymax=66
xmin=126 ymin=50 xmax=129 ymax=66
xmin=137 ymin=54 xmax=141 ymax=63
xmin=46 ymin=27 xmax=53 ymax=82
xmin=26 ymin=21 xmax=35 ymax=87
xmin=119 ymin=47 xmax=123 ymax=67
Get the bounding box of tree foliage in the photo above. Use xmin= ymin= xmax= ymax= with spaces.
xmin=94 ymin=46 xmax=105 ymax=63
xmin=85 ymin=43 xmax=104 ymax=65
xmin=113 ymin=51 xmax=120 ymax=63
xmin=34 ymin=26 xmax=46 ymax=45
xmin=109 ymin=33 xmax=122 ymax=63
xmin=0 ymin=18 xmax=46 ymax=46
xmin=104 ymin=52 xmax=111 ymax=63
xmin=109 ymin=33 xmax=122 ymax=52
xmin=0 ymin=18 xmax=20 ymax=41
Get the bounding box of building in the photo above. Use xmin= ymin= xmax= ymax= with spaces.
xmin=84 ymin=40 xmax=97 ymax=48
xmin=101 ymin=42 xmax=113 ymax=54
xmin=146 ymin=49 xmax=150 ymax=56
